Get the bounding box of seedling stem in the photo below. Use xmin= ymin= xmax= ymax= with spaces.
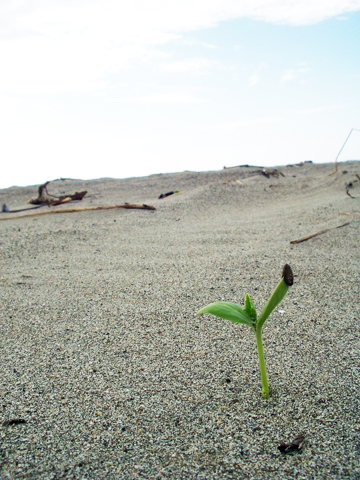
xmin=198 ymin=264 xmax=293 ymax=398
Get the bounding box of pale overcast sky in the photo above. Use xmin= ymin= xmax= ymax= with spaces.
xmin=1 ymin=0 xmax=359 ymax=188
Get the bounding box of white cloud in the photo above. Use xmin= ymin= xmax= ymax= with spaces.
xmin=140 ymin=92 xmax=204 ymax=103
xmin=200 ymin=116 xmax=284 ymax=130
xmin=249 ymin=74 xmax=260 ymax=86
xmin=161 ymin=58 xmax=218 ymax=73
xmin=202 ymin=42 xmax=218 ymax=49
xmin=281 ymin=66 xmax=309 ymax=82
xmin=111 ymin=91 xmax=205 ymax=103
xmin=281 ymin=69 xmax=297 ymax=82
xmin=248 ymin=62 xmax=266 ymax=86
xmin=292 ymin=104 xmax=347 ymax=114
xmin=237 ymin=1 xmax=360 ymax=24
xmin=180 ymin=39 xmax=218 ymax=49
xmin=138 ymin=92 xmax=205 ymax=103
xmin=0 ymin=0 xmax=359 ymax=94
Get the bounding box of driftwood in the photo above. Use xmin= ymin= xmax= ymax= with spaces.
xmin=28 ymin=181 xmax=55 ymax=204
xmin=223 ymin=164 xmax=265 ymax=169
xmin=0 ymin=204 xmax=156 ymax=221
xmin=28 ymin=180 xmax=87 ymax=206
xmin=260 ymin=168 xmax=285 ymax=179
xmin=27 ymin=181 xmax=51 ymax=204
xmin=1 ymin=180 xmax=88 ymax=213
xmin=29 ymin=185 xmax=88 ymax=205
xmin=2 ymin=192 xmax=87 ymax=213
xmin=46 ymin=191 xmax=88 ymax=205
xmin=290 ymin=220 xmax=351 ymax=244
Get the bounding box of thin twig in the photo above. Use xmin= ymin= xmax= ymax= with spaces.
xmin=328 ymin=128 xmax=360 ymax=176
xmin=0 ymin=204 xmax=156 ymax=221
xmin=290 ymin=220 xmax=351 ymax=244
xmin=158 ymin=191 xmax=183 ymax=199
xmin=346 ymin=185 xmax=355 ymax=198
xmin=345 ymin=175 xmax=360 ymax=198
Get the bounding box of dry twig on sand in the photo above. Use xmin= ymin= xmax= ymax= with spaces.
xmin=345 ymin=174 xmax=360 ymax=198
xmin=290 ymin=220 xmax=351 ymax=244
xmin=0 ymin=204 xmax=156 ymax=221
xmin=328 ymin=128 xmax=360 ymax=176
xmin=158 ymin=191 xmax=182 ymax=199
xmin=260 ymin=169 xmax=285 ymax=179
xmin=28 ymin=181 xmax=88 ymax=205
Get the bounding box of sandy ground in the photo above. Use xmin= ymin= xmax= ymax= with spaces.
xmin=0 ymin=161 xmax=359 ymax=479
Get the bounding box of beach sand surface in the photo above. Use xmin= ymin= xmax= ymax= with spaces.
xmin=0 ymin=161 xmax=359 ymax=479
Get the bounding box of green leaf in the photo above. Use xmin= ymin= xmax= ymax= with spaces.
xmin=257 ymin=277 xmax=290 ymax=330
xmin=198 ymin=302 xmax=253 ymax=326
xmin=244 ymin=294 xmax=257 ymax=323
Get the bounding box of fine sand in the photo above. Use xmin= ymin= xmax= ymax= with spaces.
xmin=0 ymin=161 xmax=359 ymax=479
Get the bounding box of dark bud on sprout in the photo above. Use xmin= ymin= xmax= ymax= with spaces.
xmin=282 ymin=264 xmax=293 ymax=286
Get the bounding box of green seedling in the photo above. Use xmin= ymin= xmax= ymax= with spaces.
xmin=198 ymin=264 xmax=293 ymax=399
